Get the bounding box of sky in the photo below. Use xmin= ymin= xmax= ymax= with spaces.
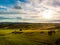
xmin=0 ymin=0 xmax=60 ymax=23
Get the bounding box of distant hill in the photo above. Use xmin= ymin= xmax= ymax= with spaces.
xmin=0 ymin=22 xmax=60 ymax=30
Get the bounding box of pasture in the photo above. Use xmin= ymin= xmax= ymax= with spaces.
xmin=0 ymin=29 xmax=60 ymax=45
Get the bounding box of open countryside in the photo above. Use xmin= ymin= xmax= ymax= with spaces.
xmin=0 ymin=23 xmax=60 ymax=45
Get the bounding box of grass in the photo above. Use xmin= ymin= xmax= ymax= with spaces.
xmin=0 ymin=29 xmax=59 ymax=45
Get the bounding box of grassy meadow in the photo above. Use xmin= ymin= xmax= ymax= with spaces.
xmin=0 ymin=29 xmax=59 ymax=45
xmin=0 ymin=23 xmax=60 ymax=45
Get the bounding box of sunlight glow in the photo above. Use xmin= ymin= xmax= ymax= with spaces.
xmin=42 ymin=10 xmax=54 ymax=19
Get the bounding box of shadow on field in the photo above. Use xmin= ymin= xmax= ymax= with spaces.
xmin=12 ymin=31 xmax=23 ymax=34
xmin=48 ymin=31 xmax=56 ymax=36
xmin=55 ymin=39 xmax=60 ymax=45
xmin=0 ymin=34 xmax=5 ymax=36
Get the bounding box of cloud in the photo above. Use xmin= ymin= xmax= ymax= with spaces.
xmin=47 ymin=0 xmax=60 ymax=7
xmin=0 ymin=0 xmax=60 ymax=23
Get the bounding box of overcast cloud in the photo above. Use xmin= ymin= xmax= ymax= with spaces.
xmin=0 ymin=0 xmax=60 ymax=23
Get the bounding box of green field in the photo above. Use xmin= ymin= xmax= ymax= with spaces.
xmin=0 ymin=29 xmax=60 ymax=45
